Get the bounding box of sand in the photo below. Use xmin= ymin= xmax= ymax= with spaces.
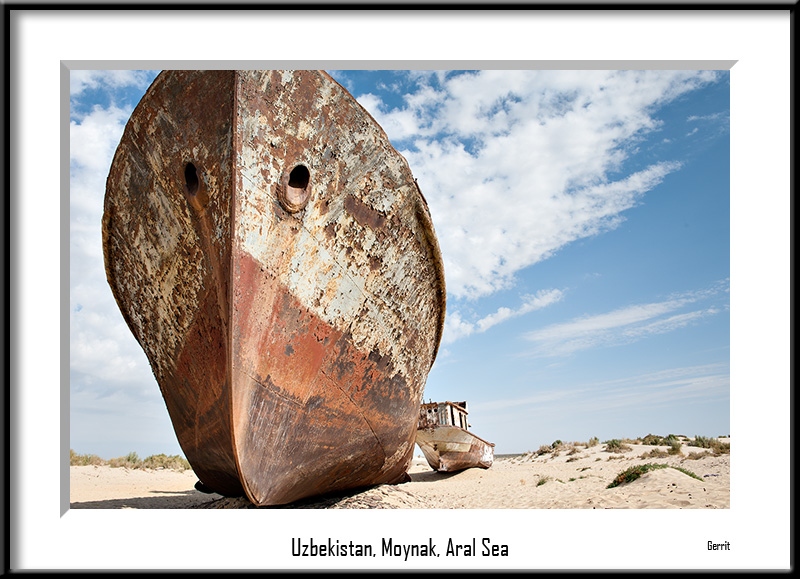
xmin=69 ymin=440 xmax=729 ymax=510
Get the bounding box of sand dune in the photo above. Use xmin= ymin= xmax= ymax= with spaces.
xmin=69 ymin=440 xmax=729 ymax=510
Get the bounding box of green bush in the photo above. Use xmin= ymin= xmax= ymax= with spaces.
xmin=689 ymin=435 xmax=713 ymax=448
xmin=607 ymin=463 xmax=668 ymax=488
xmin=641 ymin=434 xmax=666 ymax=446
xmin=672 ymin=466 xmax=703 ymax=481
xmin=667 ymin=440 xmax=683 ymax=455
xmin=607 ymin=463 xmax=702 ymax=488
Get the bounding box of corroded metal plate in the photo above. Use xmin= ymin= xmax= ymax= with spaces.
xmin=103 ymin=70 xmax=446 ymax=505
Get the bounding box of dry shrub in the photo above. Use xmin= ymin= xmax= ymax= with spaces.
xmin=70 ymin=449 xmax=192 ymax=472
xmin=70 ymin=449 xmax=105 ymax=466
xmin=604 ymin=439 xmax=632 ymax=453
xmin=685 ymin=451 xmax=711 ymax=460
xmin=536 ymin=444 xmax=554 ymax=456
xmin=710 ymin=440 xmax=731 ymax=455
xmin=640 ymin=448 xmax=669 ymax=459
xmin=140 ymin=454 xmax=192 ymax=471
xmin=108 ymin=451 xmax=141 ymax=469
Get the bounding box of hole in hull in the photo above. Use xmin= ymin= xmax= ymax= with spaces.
xmin=288 ymin=165 xmax=310 ymax=189
xmin=279 ymin=164 xmax=311 ymax=213
xmin=185 ymin=162 xmax=199 ymax=195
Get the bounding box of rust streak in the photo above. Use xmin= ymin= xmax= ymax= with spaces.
xmin=344 ymin=194 xmax=387 ymax=230
xmin=244 ymin=371 xmax=305 ymax=408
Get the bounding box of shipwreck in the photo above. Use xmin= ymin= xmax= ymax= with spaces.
xmin=102 ymin=70 xmax=446 ymax=506
xmin=416 ymin=401 xmax=495 ymax=472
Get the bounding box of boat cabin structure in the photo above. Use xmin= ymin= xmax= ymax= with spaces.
xmin=419 ymin=401 xmax=471 ymax=430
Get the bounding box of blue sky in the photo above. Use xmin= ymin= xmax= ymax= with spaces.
xmin=70 ymin=69 xmax=730 ymax=458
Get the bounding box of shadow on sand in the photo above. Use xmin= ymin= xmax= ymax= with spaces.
xmin=408 ymin=470 xmax=462 ymax=483
xmin=71 ymin=471 xmax=453 ymax=509
xmin=69 ymin=489 xmax=221 ymax=509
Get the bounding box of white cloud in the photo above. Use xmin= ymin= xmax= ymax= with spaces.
xmin=70 ymin=69 xmax=153 ymax=97
xmin=355 ymin=70 xmax=720 ymax=302
xmin=442 ymin=288 xmax=564 ymax=345
xmin=70 ymin=90 xmax=157 ymax=409
xmin=70 ymin=104 xmax=132 ymax=173
xmin=687 ymin=112 xmax=726 ymax=122
xmin=522 ymin=282 xmax=728 ymax=357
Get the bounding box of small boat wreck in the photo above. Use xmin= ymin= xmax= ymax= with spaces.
xmin=416 ymin=401 xmax=494 ymax=472
xmin=102 ymin=70 xmax=446 ymax=506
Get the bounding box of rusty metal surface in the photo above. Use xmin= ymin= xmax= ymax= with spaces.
xmin=102 ymin=70 xmax=446 ymax=506
xmin=103 ymin=70 xmax=242 ymax=497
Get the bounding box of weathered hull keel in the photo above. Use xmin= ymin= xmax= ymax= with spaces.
xmin=102 ymin=70 xmax=446 ymax=506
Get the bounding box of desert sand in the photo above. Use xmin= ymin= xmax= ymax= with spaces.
xmin=69 ymin=439 xmax=729 ymax=510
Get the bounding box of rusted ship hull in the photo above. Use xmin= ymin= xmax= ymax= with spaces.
xmin=416 ymin=426 xmax=494 ymax=472
xmin=102 ymin=70 xmax=446 ymax=506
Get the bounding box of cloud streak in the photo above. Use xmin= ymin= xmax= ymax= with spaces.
xmin=443 ymin=288 xmax=564 ymax=345
xmin=522 ymin=281 xmax=729 ymax=357
xmin=474 ymin=363 xmax=729 ymax=416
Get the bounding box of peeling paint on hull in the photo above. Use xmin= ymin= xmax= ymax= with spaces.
xmin=102 ymin=70 xmax=446 ymax=506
